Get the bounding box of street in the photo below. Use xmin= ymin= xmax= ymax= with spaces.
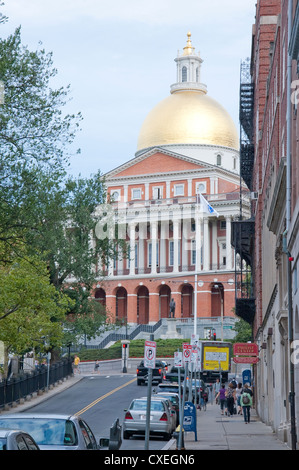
xmin=22 ymin=373 xmax=170 ymax=451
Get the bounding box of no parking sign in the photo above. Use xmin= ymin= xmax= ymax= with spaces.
xmin=183 ymin=343 xmax=192 ymax=365
xmin=144 ymin=340 xmax=156 ymax=369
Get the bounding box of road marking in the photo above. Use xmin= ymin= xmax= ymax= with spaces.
xmin=74 ymin=377 xmax=136 ymax=416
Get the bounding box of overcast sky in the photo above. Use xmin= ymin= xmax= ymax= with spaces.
xmin=1 ymin=0 xmax=256 ymax=178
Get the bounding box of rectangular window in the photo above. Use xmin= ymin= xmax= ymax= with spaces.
xmin=174 ymin=184 xmax=184 ymax=196
xmin=169 ymin=240 xmax=181 ymax=266
xmin=148 ymin=242 xmax=159 ymax=267
xmin=132 ymin=188 xmax=141 ymax=199
xmin=153 ymin=186 xmax=163 ymax=199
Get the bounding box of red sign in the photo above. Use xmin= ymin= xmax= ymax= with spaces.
xmin=233 ymin=356 xmax=259 ymax=364
xmin=183 ymin=343 xmax=192 ymax=364
xmin=233 ymin=343 xmax=258 ymax=357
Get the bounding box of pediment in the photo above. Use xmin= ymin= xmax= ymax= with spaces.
xmin=105 ymin=147 xmax=211 ymax=179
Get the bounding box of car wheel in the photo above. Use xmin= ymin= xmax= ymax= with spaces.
xmin=123 ymin=431 xmax=132 ymax=439
xmin=163 ymin=432 xmax=172 ymax=441
xmin=137 ymin=379 xmax=142 ymax=386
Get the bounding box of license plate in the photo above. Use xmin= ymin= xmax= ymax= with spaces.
xmin=140 ymin=415 xmax=152 ymax=420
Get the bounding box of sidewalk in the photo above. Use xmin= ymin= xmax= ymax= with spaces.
xmin=167 ymin=402 xmax=290 ymax=451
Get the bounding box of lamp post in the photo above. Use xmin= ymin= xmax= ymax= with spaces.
xmin=214 ymin=284 xmax=224 ymax=341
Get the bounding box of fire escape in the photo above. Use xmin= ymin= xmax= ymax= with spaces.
xmin=231 ymin=58 xmax=255 ymax=324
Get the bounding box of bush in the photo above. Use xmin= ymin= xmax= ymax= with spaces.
xmin=77 ymin=338 xmax=189 ymax=361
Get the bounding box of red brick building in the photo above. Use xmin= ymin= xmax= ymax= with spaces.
xmin=93 ymin=33 xmax=250 ymax=337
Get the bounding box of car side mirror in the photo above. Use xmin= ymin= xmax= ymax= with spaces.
xmin=99 ymin=438 xmax=109 ymax=449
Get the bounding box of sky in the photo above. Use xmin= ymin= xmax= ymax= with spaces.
xmin=1 ymin=0 xmax=256 ymax=178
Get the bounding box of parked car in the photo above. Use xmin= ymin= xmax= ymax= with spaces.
xmin=185 ymin=378 xmax=206 ymax=403
xmin=154 ymin=392 xmax=180 ymax=425
xmin=0 ymin=414 xmax=99 ymax=450
xmin=123 ymin=397 xmax=174 ymax=440
xmin=136 ymin=360 xmax=168 ymax=386
xmin=0 ymin=429 xmax=40 ymax=450
xmin=154 ymin=382 xmax=186 ymax=400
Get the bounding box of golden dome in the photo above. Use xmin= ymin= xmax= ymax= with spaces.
xmin=136 ymin=90 xmax=239 ymax=153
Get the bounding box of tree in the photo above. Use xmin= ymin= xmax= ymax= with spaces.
xmin=232 ymin=318 xmax=252 ymax=343
xmin=0 ymin=248 xmax=73 ymax=374
xmin=0 ymin=26 xmax=126 ymax=352
xmin=0 ymin=27 xmax=82 ymax=260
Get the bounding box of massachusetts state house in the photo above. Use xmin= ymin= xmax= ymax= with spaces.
xmin=93 ymin=33 xmax=250 ymax=329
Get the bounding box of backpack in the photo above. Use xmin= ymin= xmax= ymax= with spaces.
xmin=242 ymin=393 xmax=250 ymax=405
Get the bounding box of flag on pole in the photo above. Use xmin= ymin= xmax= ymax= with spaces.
xmin=198 ymin=193 xmax=219 ymax=217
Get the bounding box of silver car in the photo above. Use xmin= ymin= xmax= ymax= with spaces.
xmin=123 ymin=397 xmax=174 ymax=440
xmin=0 ymin=429 xmax=40 ymax=450
xmin=0 ymin=414 xmax=99 ymax=450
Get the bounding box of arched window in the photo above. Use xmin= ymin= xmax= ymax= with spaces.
xmin=196 ymin=67 xmax=199 ymax=82
xmin=182 ymin=66 xmax=187 ymax=82
xmin=217 ymin=154 xmax=222 ymax=166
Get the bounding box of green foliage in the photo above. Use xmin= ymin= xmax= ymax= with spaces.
xmin=78 ymin=338 xmax=190 ymax=361
xmin=0 ymin=250 xmax=73 ymax=355
xmin=232 ymin=318 xmax=252 ymax=343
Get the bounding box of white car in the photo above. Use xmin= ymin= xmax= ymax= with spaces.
xmin=123 ymin=397 xmax=174 ymax=440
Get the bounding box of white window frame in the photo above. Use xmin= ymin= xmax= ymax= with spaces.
xmin=131 ymin=188 xmax=142 ymax=200
xmin=174 ymin=184 xmax=184 ymax=196
xmin=111 ymin=190 xmax=121 ymax=202
xmin=169 ymin=240 xmax=181 ymax=266
xmin=196 ymin=182 xmax=207 ymax=194
xmin=152 ymin=186 xmax=163 ymax=200
xmin=147 ymin=241 xmax=159 ymax=267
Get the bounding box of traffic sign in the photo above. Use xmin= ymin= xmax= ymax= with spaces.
xmin=183 ymin=343 xmax=192 ymax=364
xmin=144 ymin=340 xmax=156 ymax=369
xmin=174 ymin=351 xmax=183 ymax=368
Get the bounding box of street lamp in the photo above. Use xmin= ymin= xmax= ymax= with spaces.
xmin=214 ymin=284 xmax=224 ymax=341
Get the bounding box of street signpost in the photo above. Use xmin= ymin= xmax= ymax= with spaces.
xmin=144 ymin=339 xmax=156 ymax=450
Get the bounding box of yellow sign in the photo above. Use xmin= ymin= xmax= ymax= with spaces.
xmin=203 ymin=346 xmax=230 ymax=371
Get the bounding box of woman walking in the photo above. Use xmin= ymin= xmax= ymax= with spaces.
xmin=236 ymin=383 xmax=243 ymax=415
xmin=216 ymin=384 xmax=227 ymax=415
xmin=226 ymin=383 xmax=236 ymax=417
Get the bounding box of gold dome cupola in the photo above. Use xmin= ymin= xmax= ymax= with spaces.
xmin=170 ymin=32 xmax=207 ymax=95
xmin=136 ymin=33 xmax=239 ymax=155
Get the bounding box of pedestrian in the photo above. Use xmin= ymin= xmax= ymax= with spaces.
xmin=216 ymin=384 xmax=227 ymax=415
xmin=226 ymin=383 xmax=236 ymax=416
xmin=73 ymin=354 xmax=80 ymax=374
xmin=94 ymin=360 xmax=100 ymax=374
xmin=202 ymin=390 xmax=208 ymax=411
xmin=240 ymin=384 xmax=253 ymax=423
xmin=213 ymin=378 xmax=221 ymax=404
xmin=236 ymin=382 xmax=243 ymax=415
xmin=169 ymin=298 xmax=176 ymax=318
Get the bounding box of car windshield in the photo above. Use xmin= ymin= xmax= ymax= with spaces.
xmin=0 ymin=418 xmax=77 ymax=446
xmin=130 ymin=400 xmax=164 ymax=412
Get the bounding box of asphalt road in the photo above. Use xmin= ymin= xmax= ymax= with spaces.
xmin=24 ymin=373 xmax=171 ymax=451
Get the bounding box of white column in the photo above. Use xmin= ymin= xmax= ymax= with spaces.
xmin=203 ymin=217 xmax=210 ymax=271
xmin=151 ymin=221 xmax=157 ymax=274
xmin=160 ymin=221 xmax=167 ymax=272
xmin=138 ymin=223 xmax=145 ymax=274
xmin=173 ymin=218 xmax=179 ymax=273
xmin=195 ymin=210 xmax=202 ymax=272
xmin=226 ymin=216 xmax=232 ymax=270
xmin=129 ymin=222 xmax=136 ymax=276
xmin=212 ymin=220 xmax=218 ymax=270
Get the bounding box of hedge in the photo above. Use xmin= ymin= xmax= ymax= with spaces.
xmin=77 ymin=338 xmax=190 ymax=361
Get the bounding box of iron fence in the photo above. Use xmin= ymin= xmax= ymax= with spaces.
xmin=0 ymin=359 xmax=73 ymax=410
